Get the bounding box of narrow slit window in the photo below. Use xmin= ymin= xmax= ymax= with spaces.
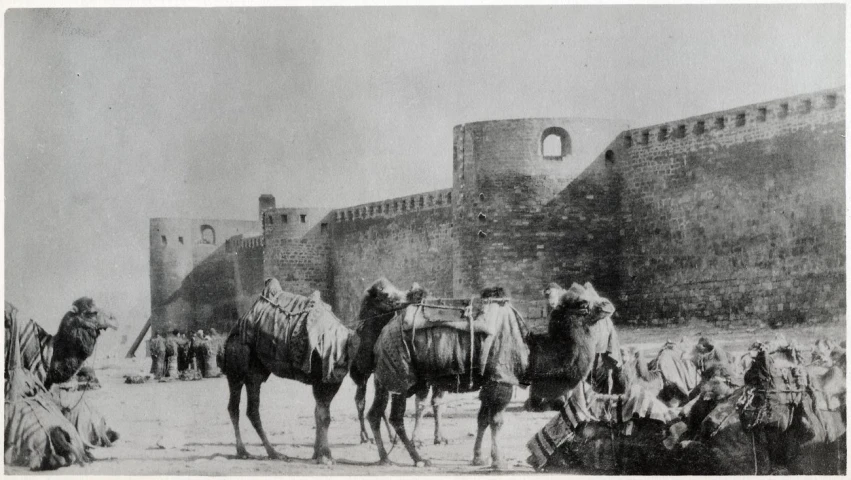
xmin=779 ymin=103 xmax=789 ymax=118
xmin=757 ymin=108 xmax=767 ymax=122
xmin=161 ymin=235 xmax=167 ymax=245
xmin=178 ymin=236 xmax=184 ymax=245
xmin=675 ymin=125 xmax=686 ymax=139
xmin=715 ymin=117 xmax=725 ymax=129
xmin=268 ymin=215 xmax=273 ymax=225
xmin=736 ymin=113 xmax=746 ymax=127
xmin=300 ymin=214 xmax=306 ymax=223
xmin=658 ymin=126 xmax=669 ymax=141
xmin=321 ymin=223 xmax=328 ymax=234
xmin=641 ymin=131 xmax=650 ymax=144
xmin=801 ymin=99 xmax=812 ymax=114
xmin=282 ymin=214 xmax=288 ymax=223
xmin=624 ymin=135 xmax=633 ymax=148
xmin=694 ymin=121 xmax=706 ymax=135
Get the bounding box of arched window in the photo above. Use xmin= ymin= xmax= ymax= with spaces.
xmin=540 ymin=127 xmax=571 ymax=159
xmin=200 ymin=225 xmax=216 ymax=245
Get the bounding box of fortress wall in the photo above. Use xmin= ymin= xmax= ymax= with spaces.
xmin=149 ymin=218 xmax=259 ymax=335
xmin=228 ymin=235 xmax=265 ymax=318
xmin=331 ymin=190 xmax=454 ymax=324
xmin=618 ymin=88 xmax=845 ymax=326
xmin=262 ymin=207 xmax=334 ymax=302
xmin=452 ymin=118 xmax=629 ymax=306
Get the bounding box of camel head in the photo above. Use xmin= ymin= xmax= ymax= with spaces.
xmin=406 ymin=282 xmax=428 ymax=305
xmin=553 ymin=282 xmax=615 ymax=327
xmin=67 ymin=297 xmax=118 ymax=332
xmin=362 ymin=278 xmax=412 ymax=314
xmin=543 ymin=283 xmax=564 ymax=310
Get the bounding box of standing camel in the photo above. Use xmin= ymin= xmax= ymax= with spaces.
xmin=350 ymin=278 xmax=446 ymax=444
xmin=367 ymin=282 xmax=612 ymax=468
xmin=223 ymin=278 xmax=358 ymax=464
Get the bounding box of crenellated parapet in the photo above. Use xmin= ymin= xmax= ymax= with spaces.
xmin=332 ymin=188 xmax=453 ymax=223
xmin=623 ymin=87 xmax=844 ymax=151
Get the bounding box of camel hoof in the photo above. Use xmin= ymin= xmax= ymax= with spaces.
xmin=472 ymin=456 xmax=488 ymax=466
xmin=236 ymin=449 xmax=253 ymax=460
xmin=415 ymin=459 xmax=432 ymax=467
xmin=377 ymin=457 xmax=393 ymax=466
xmin=434 ymin=436 xmax=449 ymax=445
xmin=360 ymin=433 xmax=371 ymax=444
xmin=315 ymin=455 xmax=335 ymax=465
xmin=268 ymin=451 xmax=290 ymax=461
xmin=492 ymin=460 xmax=508 ymax=471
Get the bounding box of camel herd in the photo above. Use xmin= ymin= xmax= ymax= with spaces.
xmin=5 ymin=279 xmax=847 ymax=474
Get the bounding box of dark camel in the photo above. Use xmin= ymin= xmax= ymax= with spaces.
xmin=42 ymin=297 xmax=118 ymax=390
xmin=349 ymin=278 xmax=448 ymax=444
xmin=367 ymin=283 xmax=610 ymax=468
xmin=223 ymin=279 xmax=357 ymax=464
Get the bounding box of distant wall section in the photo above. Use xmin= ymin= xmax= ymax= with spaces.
xmin=149 ymin=218 xmax=259 ymax=335
xmin=331 ymin=190 xmax=455 ymax=324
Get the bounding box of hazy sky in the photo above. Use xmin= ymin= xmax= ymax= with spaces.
xmin=4 ymin=5 xmax=845 ymax=344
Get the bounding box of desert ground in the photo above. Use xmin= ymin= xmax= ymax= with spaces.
xmin=6 ymin=321 xmax=845 ymax=476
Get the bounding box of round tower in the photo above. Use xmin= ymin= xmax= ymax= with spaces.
xmin=149 ymin=218 xmax=195 ymax=335
xmin=261 ymin=207 xmax=334 ymax=301
xmin=451 ymin=118 xmax=629 ymax=299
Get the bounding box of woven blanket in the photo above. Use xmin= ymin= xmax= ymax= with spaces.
xmin=233 ymin=279 xmax=354 ymax=383
xmin=374 ymin=301 xmax=528 ymax=394
xmin=527 ymin=380 xmax=681 ymax=470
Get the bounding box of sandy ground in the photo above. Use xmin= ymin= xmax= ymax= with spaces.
xmin=5 ymin=321 xmax=845 ymax=476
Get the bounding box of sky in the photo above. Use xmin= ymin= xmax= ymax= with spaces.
xmin=3 ymin=5 xmax=846 ymax=352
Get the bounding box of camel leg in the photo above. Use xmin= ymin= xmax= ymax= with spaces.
xmin=355 ymin=380 xmax=371 ymax=443
xmin=227 ymin=375 xmax=251 ymax=459
xmin=312 ymin=381 xmax=341 ymax=465
xmin=411 ymin=384 xmax=429 ymax=447
xmin=245 ymin=376 xmax=288 ymax=460
xmin=367 ymin=382 xmax=392 ymax=464
xmin=432 ymin=387 xmax=448 ymax=445
xmin=471 ymin=401 xmax=490 ymax=466
xmin=389 ymin=391 xmax=431 ymax=467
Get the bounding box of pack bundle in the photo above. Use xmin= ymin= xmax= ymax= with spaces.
xmin=373 ymin=296 xmax=528 ymax=394
xmin=234 ymin=280 xmax=354 ymax=383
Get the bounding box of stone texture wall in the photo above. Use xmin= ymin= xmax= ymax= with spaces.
xmin=451 ymin=118 xmax=629 ymax=305
xmin=152 ymin=87 xmax=845 ymax=334
xmin=261 ymin=207 xmax=334 ymax=302
xmin=617 ymin=88 xmax=845 ymax=326
xmin=330 ymin=190 xmax=455 ymax=324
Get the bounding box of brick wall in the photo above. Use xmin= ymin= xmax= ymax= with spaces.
xmin=617 ymin=88 xmax=845 ymax=326
xmin=330 ymin=190 xmax=455 ymax=324
xmin=452 ymin=118 xmax=628 ymax=305
xmin=261 ymin=207 xmax=334 ymax=302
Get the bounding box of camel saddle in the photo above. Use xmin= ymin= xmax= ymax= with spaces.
xmin=399 ymin=298 xmax=512 ymax=335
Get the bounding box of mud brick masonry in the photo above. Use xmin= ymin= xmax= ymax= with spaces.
xmin=149 ymin=87 xmax=845 ymax=335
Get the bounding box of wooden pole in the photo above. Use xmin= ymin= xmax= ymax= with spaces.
xmin=126 ymin=316 xmax=152 ymax=358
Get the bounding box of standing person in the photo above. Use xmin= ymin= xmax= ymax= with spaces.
xmin=149 ymin=333 xmax=166 ymax=378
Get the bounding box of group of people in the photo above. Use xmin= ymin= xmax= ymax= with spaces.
xmin=149 ymin=328 xmax=223 ymax=379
